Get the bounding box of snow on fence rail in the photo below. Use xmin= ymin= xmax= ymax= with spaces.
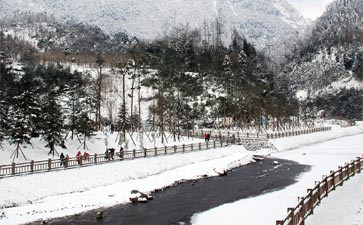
xmin=0 ymin=140 xmax=229 ymax=178
xmin=276 ymin=156 xmax=363 ymax=225
xmin=183 ymin=127 xmax=331 ymax=140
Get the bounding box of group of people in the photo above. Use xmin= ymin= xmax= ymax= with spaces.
xmin=59 ymin=153 xmax=69 ymax=167
xmin=59 ymin=151 xmax=90 ymax=167
xmin=58 ymin=147 xmax=126 ymax=167
xmin=105 ymin=148 xmax=115 ymax=160
xmin=76 ymin=151 xmax=90 ymax=164
xmin=104 ymin=147 xmax=124 ymax=160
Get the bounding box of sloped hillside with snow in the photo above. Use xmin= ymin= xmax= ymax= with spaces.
xmin=277 ymin=0 xmax=363 ymax=119
xmin=0 ymin=0 xmax=307 ymax=61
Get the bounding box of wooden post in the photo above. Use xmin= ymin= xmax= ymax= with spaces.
xmin=288 ymin=208 xmax=294 ymax=225
xmin=154 ymin=147 xmax=158 ymax=156
xmin=331 ymin=171 xmax=336 ymax=190
xmin=351 ymin=161 xmax=356 ymax=176
xmin=48 ymin=158 xmax=52 ymax=170
xmin=339 ymin=166 xmax=344 ymax=186
xmin=94 ymin=153 xmax=98 ymax=164
xmin=133 ymin=149 xmax=136 ymax=158
xmin=174 ymin=145 xmax=177 ymax=153
xmin=299 ymin=199 xmax=305 ymax=225
xmin=316 ymin=181 xmax=321 ymax=203
xmin=199 ymin=143 xmax=201 ymax=150
xmin=308 ymin=189 xmax=314 ymax=215
xmin=164 ymin=146 xmax=167 ymax=155
xmin=206 ymin=141 xmax=208 ymax=149
xmin=345 ymin=163 xmax=350 ymax=180
xmin=191 ymin=144 xmax=193 ymax=151
xmin=31 ymin=160 xmax=34 ymax=173
xmin=357 ymin=157 xmax=362 ymax=173
xmin=213 ymin=141 xmax=216 ymax=148
xmin=144 ymin=148 xmax=147 ymax=157
xmin=182 ymin=144 xmax=185 ymax=153
xmin=323 ymin=176 xmax=329 ymax=197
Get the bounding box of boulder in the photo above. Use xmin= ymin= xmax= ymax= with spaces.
xmin=129 ymin=190 xmax=153 ymax=203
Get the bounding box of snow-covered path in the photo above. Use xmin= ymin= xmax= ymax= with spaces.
xmin=191 ymin=130 xmax=363 ymax=225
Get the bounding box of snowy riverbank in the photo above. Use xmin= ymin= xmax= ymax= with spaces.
xmin=0 ymin=123 xmax=362 ymax=225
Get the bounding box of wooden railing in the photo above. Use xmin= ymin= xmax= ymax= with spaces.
xmin=276 ymin=156 xmax=363 ymax=225
xmin=183 ymin=127 xmax=331 ymax=140
xmin=267 ymin=127 xmax=331 ymax=139
xmin=0 ymin=127 xmax=333 ymax=178
xmin=0 ymin=140 xmax=229 ymax=178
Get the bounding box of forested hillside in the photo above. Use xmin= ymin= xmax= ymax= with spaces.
xmin=0 ymin=22 xmax=297 ymax=152
xmin=278 ymin=0 xmax=363 ymax=119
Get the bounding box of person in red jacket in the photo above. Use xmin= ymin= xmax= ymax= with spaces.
xmin=83 ymin=151 xmax=90 ymax=160
xmin=76 ymin=151 xmax=82 ymax=165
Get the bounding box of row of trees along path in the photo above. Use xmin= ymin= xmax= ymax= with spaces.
xmin=0 ymin=126 xmax=331 ymax=177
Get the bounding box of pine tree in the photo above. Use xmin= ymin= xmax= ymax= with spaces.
xmin=352 ymin=51 xmax=363 ymax=80
xmin=76 ymin=112 xmax=95 ymax=150
xmin=0 ymin=63 xmax=16 ymax=134
xmin=14 ymin=90 xmax=42 ymax=137
xmin=238 ymin=49 xmax=248 ymax=83
xmin=117 ymin=104 xmax=130 ymax=133
xmin=64 ymin=71 xmax=89 ymax=140
xmin=222 ymin=54 xmax=233 ymax=94
xmin=8 ymin=106 xmax=31 ymax=160
xmin=41 ymin=90 xmax=64 ymax=157
xmin=0 ymin=92 xmax=6 ymax=143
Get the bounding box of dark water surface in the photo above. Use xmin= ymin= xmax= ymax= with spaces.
xmin=37 ymin=158 xmax=310 ymax=225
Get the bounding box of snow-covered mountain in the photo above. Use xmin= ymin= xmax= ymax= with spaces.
xmin=0 ymin=0 xmax=307 ymax=61
xmin=278 ymin=0 xmax=363 ymax=119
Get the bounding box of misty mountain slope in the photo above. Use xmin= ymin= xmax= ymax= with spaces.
xmin=0 ymin=0 xmax=307 ymax=61
xmin=278 ymin=0 xmax=363 ymax=119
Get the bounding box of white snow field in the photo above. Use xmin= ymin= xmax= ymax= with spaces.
xmin=0 ymin=123 xmax=362 ymax=225
xmin=191 ymin=123 xmax=363 ymax=225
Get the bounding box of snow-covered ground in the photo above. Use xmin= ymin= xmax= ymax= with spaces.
xmin=306 ymin=171 xmax=363 ymax=225
xmin=0 ymin=122 xmax=362 ymax=225
xmin=191 ymin=123 xmax=363 ymax=225
xmin=0 ymin=131 xmax=203 ymax=165
xmin=0 ymin=146 xmax=253 ymax=225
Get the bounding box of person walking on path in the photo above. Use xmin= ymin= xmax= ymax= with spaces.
xmin=60 ymin=153 xmax=65 ymax=166
xmin=204 ymin=133 xmax=208 ymax=142
xmin=76 ymin=151 xmax=82 ymax=165
xmin=65 ymin=154 xmax=69 ymax=168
